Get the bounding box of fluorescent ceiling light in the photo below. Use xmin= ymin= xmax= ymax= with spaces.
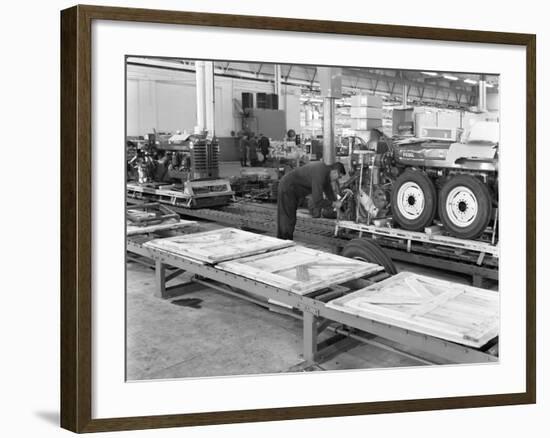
xmin=443 ymin=74 xmax=458 ymax=81
xmin=421 ymin=71 xmax=438 ymax=76
xmin=486 ymin=83 xmax=494 ymax=88
xmin=464 ymin=78 xmax=478 ymax=84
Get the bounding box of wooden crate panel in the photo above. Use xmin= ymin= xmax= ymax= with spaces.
xmin=126 ymin=219 xmax=197 ymax=236
xmin=143 ymin=228 xmax=295 ymax=263
xmin=217 ymin=246 xmax=382 ymax=295
xmin=326 ymin=272 xmax=499 ymax=348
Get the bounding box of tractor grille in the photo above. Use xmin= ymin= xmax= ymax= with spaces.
xmin=191 ymin=140 xmax=219 ymax=179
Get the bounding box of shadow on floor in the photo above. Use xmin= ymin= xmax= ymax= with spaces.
xmin=34 ymin=411 xmax=59 ymax=426
xmin=172 ymin=297 xmax=203 ymax=309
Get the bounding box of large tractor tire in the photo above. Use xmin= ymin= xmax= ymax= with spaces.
xmin=438 ymin=174 xmax=492 ymax=240
xmin=390 ymin=169 xmax=437 ymax=232
xmin=342 ymin=238 xmax=397 ymax=275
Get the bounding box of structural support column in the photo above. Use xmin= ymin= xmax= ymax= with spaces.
xmin=195 ymin=61 xmax=215 ymax=136
xmin=402 ymin=84 xmax=409 ymax=107
xmin=478 ymin=74 xmax=487 ymax=113
xmin=317 ymin=67 xmax=342 ymax=165
xmin=274 ymin=64 xmax=283 ymax=110
xmin=322 ymin=97 xmax=336 ymax=165
xmin=195 ymin=61 xmax=206 ymax=133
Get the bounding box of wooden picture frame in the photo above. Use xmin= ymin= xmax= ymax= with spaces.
xmin=60 ymin=4 xmax=536 ymax=433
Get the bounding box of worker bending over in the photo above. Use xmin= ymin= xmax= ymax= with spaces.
xmin=277 ymin=161 xmax=346 ymax=240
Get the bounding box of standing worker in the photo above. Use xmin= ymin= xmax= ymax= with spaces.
xmin=239 ymin=133 xmax=249 ymax=167
xmin=277 ymin=161 xmax=346 ymax=240
xmin=248 ymin=134 xmax=259 ymax=167
xmin=258 ymin=133 xmax=270 ymax=164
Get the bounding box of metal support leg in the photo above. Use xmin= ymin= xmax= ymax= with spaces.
xmin=165 ymin=268 xmax=185 ymax=283
xmin=303 ymin=311 xmax=318 ymax=365
xmin=155 ymin=260 xmax=167 ymax=298
xmin=472 ymin=274 xmax=483 ymax=288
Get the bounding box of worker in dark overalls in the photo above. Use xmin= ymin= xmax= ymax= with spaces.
xmin=258 ymin=133 xmax=270 ymax=164
xmin=239 ymin=134 xmax=249 ymax=167
xmin=276 ymin=161 xmax=346 ymax=240
xmin=248 ymin=134 xmax=259 ymax=167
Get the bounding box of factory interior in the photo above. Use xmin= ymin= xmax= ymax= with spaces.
xmin=126 ymin=57 xmax=500 ymax=380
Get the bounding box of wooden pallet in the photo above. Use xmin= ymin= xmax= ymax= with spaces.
xmin=143 ymin=228 xmax=295 ymax=264
xmin=126 ymin=203 xmax=179 ymax=224
xmin=127 ymin=180 xmax=234 ymax=200
xmin=217 ymin=245 xmax=382 ymax=295
xmin=126 ymin=219 xmax=197 ymax=236
xmin=326 ymin=271 xmax=499 ymax=348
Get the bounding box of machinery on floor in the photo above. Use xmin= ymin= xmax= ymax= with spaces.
xmin=127 ymin=132 xmax=234 ymax=208
xmin=229 ymin=167 xmax=281 ymax=201
xmin=340 ymin=121 xmax=499 ymax=241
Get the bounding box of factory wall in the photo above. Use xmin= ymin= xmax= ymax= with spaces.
xmin=126 ymin=64 xmax=301 ymax=139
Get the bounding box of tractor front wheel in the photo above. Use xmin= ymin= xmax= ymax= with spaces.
xmin=390 ymin=169 xmax=437 ymax=231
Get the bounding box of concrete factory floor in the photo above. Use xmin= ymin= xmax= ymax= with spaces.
xmin=126 ymin=230 xmax=488 ymax=381
xmin=219 ymin=161 xmax=245 ymax=178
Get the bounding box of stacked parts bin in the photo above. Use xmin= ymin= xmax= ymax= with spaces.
xmin=350 ymin=94 xmax=384 ymax=139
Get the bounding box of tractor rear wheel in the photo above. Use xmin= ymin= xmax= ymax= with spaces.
xmin=438 ymin=174 xmax=492 ymax=240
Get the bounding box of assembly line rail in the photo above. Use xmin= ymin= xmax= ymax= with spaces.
xmin=127 ymin=196 xmax=498 ymax=286
xmin=335 ymin=221 xmax=499 ymax=257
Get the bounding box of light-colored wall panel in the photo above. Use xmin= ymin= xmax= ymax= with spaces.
xmin=155 ymin=81 xmax=196 ymax=134
xmin=284 ymin=87 xmax=301 ymax=135
xmin=126 ymin=79 xmax=139 ymax=136
xmin=126 ymin=64 xmax=302 ymax=138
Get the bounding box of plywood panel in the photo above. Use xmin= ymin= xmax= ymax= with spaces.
xmin=143 ymin=228 xmax=294 ymax=264
xmin=327 ymin=272 xmax=499 ymax=348
xmin=217 ymin=246 xmax=382 ymax=295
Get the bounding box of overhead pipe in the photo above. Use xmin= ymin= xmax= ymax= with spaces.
xmin=195 ymin=61 xmax=206 ymax=133
xmin=205 ymin=61 xmax=215 ymax=137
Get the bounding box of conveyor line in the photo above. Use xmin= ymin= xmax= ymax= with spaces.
xmin=126 ymin=197 xmax=499 ymax=285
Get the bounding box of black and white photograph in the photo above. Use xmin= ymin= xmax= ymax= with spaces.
xmin=1 ymin=0 xmax=544 ymax=435
xmin=125 ymin=57 xmax=500 ymax=380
